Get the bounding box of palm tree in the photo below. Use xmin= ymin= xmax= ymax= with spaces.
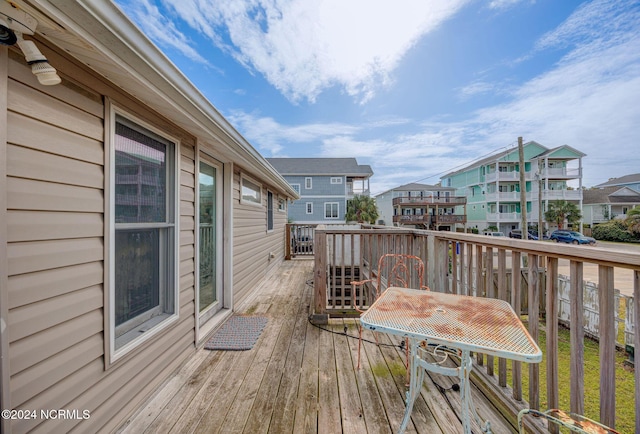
xmin=346 ymin=195 xmax=379 ymax=224
xmin=625 ymin=207 xmax=640 ymax=236
xmin=544 ymin=200 xmax=581 ymax=230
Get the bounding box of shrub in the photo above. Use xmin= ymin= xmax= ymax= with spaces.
xmin=592 ymin=221 xmax=636 ymax=242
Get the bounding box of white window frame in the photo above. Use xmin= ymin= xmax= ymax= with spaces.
xmin=306 ymin=202 xmax=313 ymax=214
xmin=325 ymin=202 xmax=339 ymax=219
xmin=106 ymin=106 xmax=179 ymax=364
xmin=241 ymin=174 xmax=263 ymax=207
xmin=291 ymin=183 xmax=300 ymax=194
xmin=330 ymin=177 xmax=342 ymax=184
xmin=305 ymin=177 xmax=312 ymax=189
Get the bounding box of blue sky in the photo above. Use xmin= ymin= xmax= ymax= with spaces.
xmin=114 ymin=0 xmax=639 ymax=195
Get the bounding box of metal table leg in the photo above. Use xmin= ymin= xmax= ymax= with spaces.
xmin=397 ymin=341 xmax=492 ymax=434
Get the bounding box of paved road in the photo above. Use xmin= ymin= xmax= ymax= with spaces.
xmin=557 ymin=241 xmax=639 ymax=297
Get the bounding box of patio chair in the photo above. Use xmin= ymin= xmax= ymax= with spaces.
xmin=350 ymin=253 xmax=430 ymax=370
xmin=517 ymin=408 xmax=620 ymax=434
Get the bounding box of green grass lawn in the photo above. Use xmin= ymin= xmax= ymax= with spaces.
xmin=501 ymin=320 xmax=635 ymax=433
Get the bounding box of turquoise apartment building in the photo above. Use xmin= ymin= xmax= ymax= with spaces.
xmin=440 ymin=141 xmax=585 ymax=235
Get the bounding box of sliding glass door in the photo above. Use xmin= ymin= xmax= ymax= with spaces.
xmin=198 ymin=158 xmax=222 ymax=323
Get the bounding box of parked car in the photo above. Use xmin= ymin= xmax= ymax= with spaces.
xmin=508 ymin=229 xmax=539 ymax=240
xmin=485 ymin=231 xmax=505 ymax=237
xmin=549 ymin=230 xmax=596 ymax=245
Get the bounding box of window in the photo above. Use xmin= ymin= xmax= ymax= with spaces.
xmin=330 ymin=177 xmax=342 ymax=184
xmin=267 ymin=191 xmax=274 ymax=231
xmin=291 ymin=184 xmax=300 ymax=194
xmin=325 ymin=202 xmax=339 ymax=219
xmin=241 ymin=175 xmax=262 ymax=206
xmin=305 ymin=177 xmax=312 ymax=189
xmin=306 ymin=202 xmax=313 ymax=214
xmin=111 ymin=114 xmax=177 ymax=354
xmin=278 ymin=198 xmax=286 ymax=212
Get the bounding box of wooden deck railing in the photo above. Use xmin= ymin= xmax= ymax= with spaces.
xmin=311 ymin=224 xmax=640 ymax=432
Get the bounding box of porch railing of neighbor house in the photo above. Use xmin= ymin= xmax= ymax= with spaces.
xmin=285 ymin=224 xmax=316 ymax=258
xmin=311 ymin=224 xmax=640 ymax=433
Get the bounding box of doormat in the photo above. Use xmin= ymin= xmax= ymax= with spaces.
xmin=204 ymin=315 xmax=268 ymax=351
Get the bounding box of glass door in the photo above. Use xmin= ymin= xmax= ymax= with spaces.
xmin=198 ymin=158 xmax=222 ymax=323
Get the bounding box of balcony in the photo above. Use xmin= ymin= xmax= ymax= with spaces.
xmin=120 ymin=259 xmax=527 ymax=433
xmin=486 ymin=212 xmax=530 ymax=222
xmin=392 ymin=196 xmax=467 ymax=206
xmin=310 ymin=225 xmax=640 ymax=433
xmin=121 ymin=227 xmax=640 ymax=434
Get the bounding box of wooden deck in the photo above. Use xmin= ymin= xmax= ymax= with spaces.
xmin=118 ymin=259 xmax=517 ymax=434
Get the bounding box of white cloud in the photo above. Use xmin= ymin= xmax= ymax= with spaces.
xmin=156 ymin=0 xmax=471 ymax=103
xmin=116 ymin=0 xmax=210 ymax=65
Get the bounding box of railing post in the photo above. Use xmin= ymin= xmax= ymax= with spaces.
xmin=528 ymin=254 xmax=540 ymax=410
xmin=511 ymin=251 xmax=522 ymax=401
xmin=485 ymin=247 xmax=494 ymax=376
xmin=546 ymin=257 xmax=559 ymax=433
xmin=598 ymin=265 xmax=616 ymax=428
xmin=634 ymin=270 xmax=640 ymax=434
xmin=569 ymin=261 xmax=584 ymax=415
xmin=285 ymin=224 xmax=291 ymax=260
xmin=312 ymin=230 xmax=328 ymax=324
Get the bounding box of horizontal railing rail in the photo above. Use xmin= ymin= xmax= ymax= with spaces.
xmin=311 ymin=224 xmax=640 ymax=433
xmin=392 ymin=196 xmax=467 ymax=206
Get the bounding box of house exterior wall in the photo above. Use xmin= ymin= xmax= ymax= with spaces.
xmin=2 ymin=40 xmax=290 ymax=433
xmin=232 ymin=169 xmax=288 ymax=307
xmin=284 ymin=175 xmax=348 ymax=224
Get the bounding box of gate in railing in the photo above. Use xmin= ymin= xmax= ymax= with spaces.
xmin=285 ymin=224 xmax=316 ymax=258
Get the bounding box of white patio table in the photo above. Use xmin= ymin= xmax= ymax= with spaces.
xmin=360 ymin=287 xmax=542 ymax=434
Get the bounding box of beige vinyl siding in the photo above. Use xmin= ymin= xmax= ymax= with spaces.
xmin=232 ymin=169 xmax=287 ymax=307
xmin=5 ymin=49 xmax=197 ymax=433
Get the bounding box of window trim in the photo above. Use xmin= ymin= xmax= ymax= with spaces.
xmin=306 ymin=202 xmax=313 ymax=214
xmin=305 ymin=177 xmax=312 ymax=189
xmin=324 ymin=202 xmax=340 ymax=219
xmin=330 ymin=177 xmax=343 ymax=184
xmin=240 ymin=174 xmax=263 ymax=207
xmin=105 ymin=104 xmax=180 ymax=366
xmin=291 ymin=183 xmax=300 ymax=195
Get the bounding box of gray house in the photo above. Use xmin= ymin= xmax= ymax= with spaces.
xmin=267 ymin=158 xmax=373 ymax=224
xmin=0 ymin=1 xmax=297 ymax=432
xmin=582 ymin=186 xmax=640 ymax=225
xmin=594 ymin=173 xmax=640 ymax=193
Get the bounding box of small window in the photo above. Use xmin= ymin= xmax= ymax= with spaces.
xmin=306 ymin=202 xmax=313 ymax=214
xmin=330 ymin=177 xmax=342 ymax=184
xmin=241 ymin=175 xmax=262 ymax=206
xmin=267 ymin=191 xmax=274 ymax=231
xmin=278 ymin=198 xmax=286 ymax=212
xmin=291 ymin=184 xmax=300 ymax=194
xmin=305 ymin=177 xmax=312 ymax=189
xmin=325 ymin=202 xmax=339 ymax=219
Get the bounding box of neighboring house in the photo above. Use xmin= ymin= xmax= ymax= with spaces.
xmin=374 ymin=183 xmax=467 ymax=231
xmin=440 ymin=141 xmax=586 ymax=234
xmin=0 ymin=2 xmax=298 ymax=433
xmin=594 ymin=173 xmax=640 ymax=193
xmin=582 ymin=187 xmax=640 ymax=225
xmin=266 ymin=158 xmax=373 ymax=224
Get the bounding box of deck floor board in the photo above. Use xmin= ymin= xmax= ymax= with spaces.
xmin=120 ymin=259 xmax=517 ymax=434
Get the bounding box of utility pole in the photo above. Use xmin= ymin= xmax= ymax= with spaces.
xmin=518 ymin=137 xmax=527 ymax=239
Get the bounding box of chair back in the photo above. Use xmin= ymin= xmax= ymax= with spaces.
xmin=374 ymin=253 xmax=427 ymax=294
